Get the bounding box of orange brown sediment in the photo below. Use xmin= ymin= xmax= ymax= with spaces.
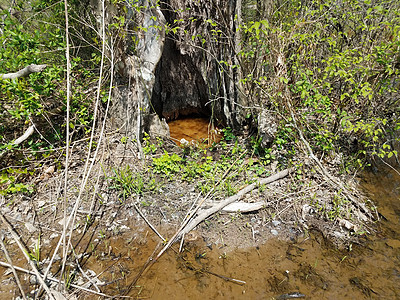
xmin=168 ymin=117 xmax=222 ymax=147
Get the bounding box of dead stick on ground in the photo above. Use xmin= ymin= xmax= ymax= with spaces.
xmin=0 ymin=213 xmax=56 ymax=300
xmin=75 ymin=257 xmax=101 ymax=293
xmin=179 ymin=167 xmax=294 ymax=237
xmin=134 ymin=198 xmax=165 ymax=241
xmin=0 ymin=233 xmax=27 ymax=300
xmin=0 ymin=261 xmax=111 ymax=297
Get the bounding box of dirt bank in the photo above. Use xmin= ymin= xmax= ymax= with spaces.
xmin=0 ymin=132 xmax=376 ymax=298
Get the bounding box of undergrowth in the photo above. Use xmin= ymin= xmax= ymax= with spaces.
xmin=0 ymin=1 xmax=104 ymax=196
xmin=108 ymin=131 xmax=274 ymax=200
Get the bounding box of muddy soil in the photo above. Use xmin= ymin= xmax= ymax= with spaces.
xmin=0 ymin=119 xmax=397 ymax=299
xmin=71 ymin=165 xmax=400 ymax=299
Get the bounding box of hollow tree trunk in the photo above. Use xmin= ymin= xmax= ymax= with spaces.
xmin=93 ymin=0 xmax=245 ymax=139
xmin=152 ymin=0 xmax=245 ymax=129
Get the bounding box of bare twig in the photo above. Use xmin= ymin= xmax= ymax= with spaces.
xmin=75 ymin=257 xmax=101 ymax=292
xmin=0 ymin=261 xmax=110 ymax=297
xmin=0 ymin=213 xmax=55 ymax=300
xmin=46 ymin=0 xmax=113 ymax=288
xmin=60 ymin=0 xmax=72 ymax=290
xmin=64 ymin=0 xmax=114 ymax=271
xmin=0 ymin=232 xmax=27 ymax=300
xmin=134 ymin=198 xmax=165 ymax=241
xmin=379 ymin=156 xmax=400 ymax=176
xmin=204 ymin=269 xmax=246 ymax=285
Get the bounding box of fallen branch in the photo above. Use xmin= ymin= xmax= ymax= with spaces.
xmin=0 ymin=64 xmax=47 ymax=79
xmin=0 ymin=261 xmax=110 ymax=298
xmin=13 ymin=125 xmax=35 ymax=146
xmin=0 ymin=233 xmax=27 ymax=300
xmin=221 ymin=201 xmax=265 ymax=213
xmin=0 ymin=213 xmax=56 ymax=300
xmin=0 ymin=124 xmax=36 ymax=160
xmin=179 ymin=168 xmax=293 ymax=237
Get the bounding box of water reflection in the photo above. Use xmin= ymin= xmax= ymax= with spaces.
xmin=1 ymin=164 xmax=399 ymax=298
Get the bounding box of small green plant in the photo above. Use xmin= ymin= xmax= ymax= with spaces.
xmin=120 ymin=136 xmax=128 ymax=144
xmin=63 ymin=267 xmax=76 ymax=290
xmin=152 ymin=152 xmax=182 ymax=177
xmin=224 ymin=178 xmax=236 ymax=196
xmin=27 ymin=235 xmax=40 ymax=264
xmin=0 ymin=169 xmax=33 ymax=195
xmin=316 ymin=191 xmax=351 ymax=221
xmin=143 ymin=133 xmax=157 ymax=154
xmin=109 ymin=166 xmax=158 ymax=200
xmin=98 ymin=230 xmax=106 ymax=239
xmin=250 ymin=135 xmax=264 ymax=156
xmin=221 ymin=127 xmax=236 ymax=142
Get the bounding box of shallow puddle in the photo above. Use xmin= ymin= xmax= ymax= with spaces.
xmin=1 ymin=165 xmax=400 ymax=299
xmin=168 ymin=117 xmax=222 ymax=147
xmin=87 ymin=165 xmax=400 ymax=299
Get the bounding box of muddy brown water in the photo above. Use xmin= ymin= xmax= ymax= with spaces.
xmin=78 ymin=165 xmax=399 ymax=299
xmin=8 ymin=167 xmax=396 ymax=300
xmin=168 ymin=117 xmax=222 ymax=146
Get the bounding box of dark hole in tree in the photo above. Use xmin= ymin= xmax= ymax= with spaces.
xmin=150 ymin=39 xmax=210 ymax=122
xmin=151 ymin=38 xmax=222 ymax=146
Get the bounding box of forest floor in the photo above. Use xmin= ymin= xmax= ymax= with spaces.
xmin=0 ymin=132 xmax=377 ymax=298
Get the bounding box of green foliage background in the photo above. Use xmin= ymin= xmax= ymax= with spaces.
xmin=0 ymin=0 xmax=399 ymax=195
xmin=0 ymin=0 xmax=102 ymax=194
xmin=240 ymin=0 xmax=400 ymax=168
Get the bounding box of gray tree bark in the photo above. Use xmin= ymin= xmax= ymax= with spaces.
xmin=91 ymin=0 xmax=245 ymax=139
xmin=154 ymin=0 xmax=245 ymax=128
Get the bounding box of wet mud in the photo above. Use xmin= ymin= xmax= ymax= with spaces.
xmin=1 ymin=117 xmax=399 ymax=299
xmin=80 ymin=165 xmax=400 ymax=299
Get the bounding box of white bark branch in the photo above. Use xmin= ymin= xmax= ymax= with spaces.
xmin=0 ymin=64 xmax=47 ymax=79
xmin=13 ymin=125 xmax=35 ymax=145
xmin=179 ymin=168 xmax=293 ymax=237
xmin=222 ymin=201 xmax=265 ymax=213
